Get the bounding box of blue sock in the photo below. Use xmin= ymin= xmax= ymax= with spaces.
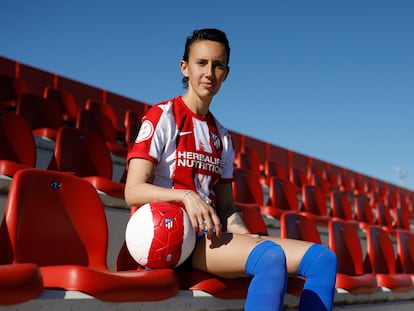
xmin=297 ymin=244 xmax=337 ymax=311
xmin=245 ymin=240 xmax=287 ymax=311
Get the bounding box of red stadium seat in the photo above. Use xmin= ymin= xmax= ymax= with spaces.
xmin=85 ymin=99 xmax=125 ymax=139
xmin=328 ymin=219 xmax=378 ymax=294
xmin=289 ymin=167 xmax=308 ymax=193
xmin=76 ymin=109 xmax=128 ymax=158
xmin=43 ymin=86 xmax=78 ymax=125
xmin=16 ymin=93 xmax=63 ymax=141
xmin=0 ymin=263 xmax=43 ymax=305
xmin=0 ymin=74 xmax=29 ymax=109
xmin=4 ymin=169 xmax=179 ymax=301
xmin=0 ymin=216 xmax=44 ymax=305
xmin=0 ymin=110 xmax=36 ymax=179
xmin=329 ymin=191 xmax=359 ymax=227
xmin=48 ymin=126 xmax=125 ymax=199
xmin=124 ymin=109 xmax=142 ymax=147
xmin=353 ymin=195 xmax=376 ymax=230
xmin=374 ymin=202 xmax=395 ymax=234
xmin=396 ymin=230 xmax=414 ymax=284
xmin=279 ymin=211 xmax=321 ymax=244
xmin=300 ymin=184 xmax=331 ymax=225
xmin=232 ymin=167 xmax=265 ymax=206
xmin=363 ymin=225 xmax=412 ymax=292
xmin=261 ymin=160 xmax=287 ymax=186
xmin=261 ymin=177 xmax=300 ymax=218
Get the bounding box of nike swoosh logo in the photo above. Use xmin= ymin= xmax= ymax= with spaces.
xmin=179 ymin=131 xmax=192 ymax=136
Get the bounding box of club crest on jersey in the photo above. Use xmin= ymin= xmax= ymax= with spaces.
xmin=136 ymin=120 xmax=154 ymax=142
xmin=211 ymin=132 xmax=221 ymax=150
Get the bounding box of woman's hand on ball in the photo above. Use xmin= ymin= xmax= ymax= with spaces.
xmin=182 ymin=190 xmax=222 ymax=239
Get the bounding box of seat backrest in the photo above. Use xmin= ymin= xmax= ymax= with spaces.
xmin=363 ymin=225 xmax=397 ymax=274
xmin=4 ymin=169 xmax=109 ymax=269
xmin=279 ymin=212 xmax=321 ymax=244
xmin=85 ymin=99 xmax=119 ymax=130
xmin=289 ymin=167 xmax=308 ymax=190
xmin=76 ymin=108 xmax=118 ymax=144
xmin=301 ymin=184 xmax=328 ymax=217
xmin=16 ymin=93 xmax=63 ymax=131
xmin=263 ymin=160 xmax=287 ymax=182
xmin=328 ymin=219 xmax=364 ymax=275
xmin=0 ymin=74 xmax=29 ymax=108
xmin=353 ymin=195 xmax=375 ymax=227
xmin=0 ymin=110 xmax=36 ymax=167
xmin=48 ymin=126 xmax=113 ymax=179
xmin=396 ymin=230 xmax=414 ymax=274
xmin=375 ymin=202 xmax=394 ymax=231
xmin=268 ymin=177 xmax=299 ymax=212
xmin=232 ymin=167 xmax=263 ymax=205
xmin=330 ymin=191 xmax=354 ymax=221
xmin=124 ymin=109 xmax=142 ymax=147
xmin=43 ymin=87 xmax=78 ymax=122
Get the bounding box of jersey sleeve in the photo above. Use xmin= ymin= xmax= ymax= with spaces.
xmin=126 ymin=103 xmax=169 ymax=164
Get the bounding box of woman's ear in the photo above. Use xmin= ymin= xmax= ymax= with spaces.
xmin=180 ymin=60 xmax=189 ymax=78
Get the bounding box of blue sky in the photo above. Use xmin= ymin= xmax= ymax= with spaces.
xmin=1 ymin=0 xmax=414 ymax=190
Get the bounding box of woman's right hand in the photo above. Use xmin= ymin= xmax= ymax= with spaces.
xmin=182 ymin=190 xmax=222 ymax=239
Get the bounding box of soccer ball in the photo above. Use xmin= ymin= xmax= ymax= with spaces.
xmin=125 ymin=202 xmax=196 ymax=269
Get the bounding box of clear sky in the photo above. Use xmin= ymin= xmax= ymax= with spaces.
xmin=1 ymin=0 xmax=413 ymax=190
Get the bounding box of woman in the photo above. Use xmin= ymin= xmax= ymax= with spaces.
xmin=125 ymin=28 xmax=337 ymax=311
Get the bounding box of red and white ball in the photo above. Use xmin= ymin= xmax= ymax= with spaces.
xmin=125 ymin=202 xmax=196 ymax=269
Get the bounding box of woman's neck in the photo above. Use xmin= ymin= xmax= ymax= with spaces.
xmin=181 ymin=92 xmax=211 ymax=117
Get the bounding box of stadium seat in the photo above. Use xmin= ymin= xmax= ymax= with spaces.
xmin=353 ymin=195 xmax=376 ymax=230
xmin=289 ymin=167 xmax=308 ymax=193
xmin=279 ymin=211 xmax=321 ymax=243
xmin=0 ymin=110 xmax=36 ymax=179
xmin=0 ymin=263 xmax=44 ymax=305
xmin=261 ymin=177 xmax=300 ymax=218
xmin=0 ymin=217 xmax=44 ymax=305
xmin=363 ymin=225 xmax=413 ymax=292
xmin=76 ymin=109 xmax=128 ymax=158
xmin=4 ymin=168 xmax=179 ymax=301
xmin=261 ymin=160 xmax=288 ymax=186
xmin=328 ymin=219 xmax=378 ymax=294
xmin=232 ymin=167 xmax=265 ymax=206
xmin=85 ymin=99 xmax=125 ymax=139
xmin=374 ymin=202 xmax=395 ymax=234
xmin=300 ymin=184 xmax=331 ymax=225
xmin=395 ymin=230 xmax=414 ymax=284
xmin=235 ymin=202 xmax=268 ymax=236
xmin=329 ymin=191 xmax=359 ymax=227
xmin=124 ymin=109 xmax=142 ymax=147
xmin=337 ymin=171 xmax=353 ymax=194
xmin=234 ymin=149 xmax=262 ymax=180
xmin=43 ymin=86 xmax=78 ymax=125
xmin=16 ymin=93 xmax=63 ymax=141
xmin=393 ymin=207 xmax=411 ymax=232
xmin=48 ymin=126 xmax=125 ymax=199
xmin=0 ymin=74 xmax=29 ymax=109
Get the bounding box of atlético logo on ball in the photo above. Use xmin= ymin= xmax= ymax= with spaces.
xmin=164 ymin=217 xmax=174 ymax=229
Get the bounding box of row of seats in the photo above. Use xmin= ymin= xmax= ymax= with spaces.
xmin=0 ymin=74 xmax=144 ymax=155
xmin=234 ymin=148 xmax=414 ymax=226
xmin=3 ymin=168 xmax=414 ymax=306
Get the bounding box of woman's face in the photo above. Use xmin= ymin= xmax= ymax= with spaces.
xmin=181 ymin=40 xmax=229 ymax=101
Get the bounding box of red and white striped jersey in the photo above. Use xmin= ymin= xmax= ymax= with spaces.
xmin=127 ymin=96 xmax=234 ymax=205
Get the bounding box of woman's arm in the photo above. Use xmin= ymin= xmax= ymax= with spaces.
xmin=213 ymin=182 xmax=250 ymax=234
xmin=124 ymin=158 xmax=222 ymax=237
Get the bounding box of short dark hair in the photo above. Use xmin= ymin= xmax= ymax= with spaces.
xmin=181 ymin=28 xmax=230 ymax=88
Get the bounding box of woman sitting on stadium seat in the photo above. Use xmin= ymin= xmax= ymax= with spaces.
xmin=124 ymin=28 xmax=337 ymax=311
